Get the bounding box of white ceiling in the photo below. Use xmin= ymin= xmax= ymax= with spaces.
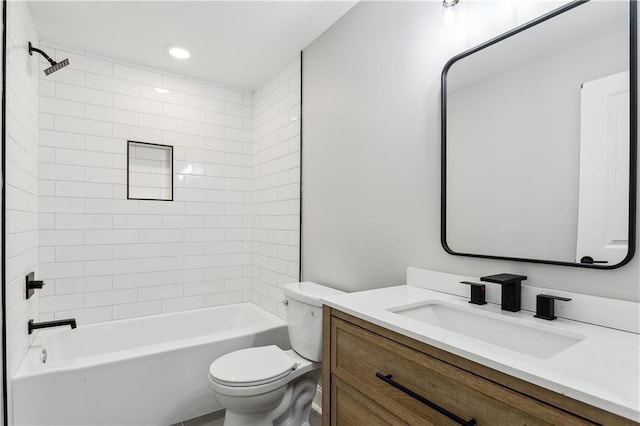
xmin=27 ymin=1 xmax=357 ymax=89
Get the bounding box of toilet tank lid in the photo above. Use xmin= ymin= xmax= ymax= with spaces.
xmin=282 ymin=282 xmax=345 ymax=307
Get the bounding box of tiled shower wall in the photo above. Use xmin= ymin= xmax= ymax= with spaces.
xmin=37 ymin=44 xmax=255 ymax=323
xmin=36 ymin=44 xmax=301 ymax=322
xmin=5 ymin=0 xmax=40 ymax=420
xmin=249 ymin=56 xmax=301 ymax=318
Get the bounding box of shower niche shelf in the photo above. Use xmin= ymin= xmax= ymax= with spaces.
xmin=127 ymin=140 xmax=173 ymax=201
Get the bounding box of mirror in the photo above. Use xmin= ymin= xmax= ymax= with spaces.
xmin=442 ymin=0 xmax=636 ymax=269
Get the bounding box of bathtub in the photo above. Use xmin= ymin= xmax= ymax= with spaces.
xmin=12 ymin=302 xmax=290 ymax=426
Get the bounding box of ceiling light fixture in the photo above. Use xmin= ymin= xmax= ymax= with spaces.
xmin=168 ymin=47 xmax=190 ymax=59
xmin=443 ymin=0 xmax=459 ymax=7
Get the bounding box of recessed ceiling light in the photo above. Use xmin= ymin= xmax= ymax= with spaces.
xmin=155 ymin=88 xmax=170 ymax=94
xmin=168 ymin=47 xmax=190 ymax=59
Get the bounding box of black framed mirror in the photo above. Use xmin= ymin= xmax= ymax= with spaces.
xmin=441 ymin=0 xmax=637 ymax=269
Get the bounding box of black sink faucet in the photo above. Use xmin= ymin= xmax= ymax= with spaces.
xmin=28 ymin=318 xmax=76 ymax=335
xmin=480 ymin=273 xmax=527 ymax=312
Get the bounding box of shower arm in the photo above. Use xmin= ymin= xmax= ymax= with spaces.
xmin=28 ymin=42 xmax=56 ymax=66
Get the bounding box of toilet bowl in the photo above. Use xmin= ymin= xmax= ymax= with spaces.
xmin=208 ymin=282 xmax=344 ymax=426
xmin=209 ymin=346 xmax=320 ymax=425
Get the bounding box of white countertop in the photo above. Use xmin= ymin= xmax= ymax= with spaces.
xmin=322 ymin=273 xmax=640 ymax=422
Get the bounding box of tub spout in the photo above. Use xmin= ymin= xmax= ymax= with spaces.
xmin=28 ymin=318 xmax=76 ymax=335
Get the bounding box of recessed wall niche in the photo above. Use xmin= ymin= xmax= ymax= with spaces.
xmin=127 ymin=141 xmax=174 ymax=201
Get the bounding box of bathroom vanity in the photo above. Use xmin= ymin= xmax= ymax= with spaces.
xmin=320 ymin=269 xmax=640 ymax=425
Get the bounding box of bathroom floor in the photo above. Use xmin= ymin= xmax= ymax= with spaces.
xmin=175 ymin=409 xmax=322 ymax=426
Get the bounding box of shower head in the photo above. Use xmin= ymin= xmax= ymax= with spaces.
xmin=28 ymin=42 xmax=70 ymax=76
xmin=43 ymin=58 xmax=70 ymax=76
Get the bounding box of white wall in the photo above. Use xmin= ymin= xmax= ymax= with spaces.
xmin=37 ymin=44 xmax=255 ymax=323
xmin=5 ymin=1 xmax=39 ymax=422
xmin=249 ymin=56 xmax=301 ymax=319
xmin=302 ymin=1 xmax=640 ymax=302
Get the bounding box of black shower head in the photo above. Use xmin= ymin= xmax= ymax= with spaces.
xmin=43 ymin=58 xmax=70 ymax=76
xmin=28 ymin=41 xmax=70 ymax=76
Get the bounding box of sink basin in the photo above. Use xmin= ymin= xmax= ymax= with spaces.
xmin=388 ymin=301 xmax=585 ymax=358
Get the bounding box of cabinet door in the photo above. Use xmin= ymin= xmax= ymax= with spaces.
xmin=331 ymin=376 xmax=409 ymax=426
xmin=331 ymin=317 xmax=592 ymax=426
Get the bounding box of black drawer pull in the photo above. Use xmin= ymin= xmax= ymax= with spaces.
xmin=376 ymin=373 xmax=477 ymax=425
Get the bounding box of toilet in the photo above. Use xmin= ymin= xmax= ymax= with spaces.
xmin=208 ymin=282 xmax=345 ymax=426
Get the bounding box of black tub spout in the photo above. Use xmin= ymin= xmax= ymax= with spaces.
xmin=28 ymin=318 xmax=76 ymax=335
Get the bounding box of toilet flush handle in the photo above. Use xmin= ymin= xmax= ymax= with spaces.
xmin=282 ymin=299 xmax=289 ymax=306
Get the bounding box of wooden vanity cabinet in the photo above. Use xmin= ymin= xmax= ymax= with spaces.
xmin=322 ymin=307 xmax=637 ymax=426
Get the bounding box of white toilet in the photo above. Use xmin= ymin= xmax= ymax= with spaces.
xmin=208 ymin=282 xmax=344 ymax=426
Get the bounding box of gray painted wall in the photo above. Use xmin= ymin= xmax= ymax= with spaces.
xmin=301 ymin=1 xmax=639 ymax=301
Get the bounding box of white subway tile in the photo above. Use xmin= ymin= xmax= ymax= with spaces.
xmin=113 ymin=243 xmax=162 ymax=259
xmin=39 ymin=261 xmax=85 ymax=279
xmin=112 ymin=272 xmax=162 ymax=289
xmin=85 ymin=167 xmax=125 ymax=184
xmin=162 ymin=296 xmax=204 ymax=313
xmin=56 ymin=245 xmax=113 ymax=262
xmin=162 ymin=215 xmax=205 ymax=229
xmin=138 ymin=284 xmax=183 ymax=301
xmin=112 ymin=301 xmax=162 ymax=320
xmin=162 ymin=269 xmax=205 ymax=285
xmin=56 ymin=83 xmax=113 ymax=106
xmin=86 ymin=230 xmax=138 ymax=245
xmin=164 ymin=103 xmax=206 ymax=122
xmin=39 ymin=113 xmax=54 ymax=130
xmin=64 ymin=52 xmax=114 ymax=76
xmin=85 ymin=259 xmax=137 ymax=277
xmin=205 ymin=291 xmax=242 ymax=307
xmin=184 ymin=94 xmax=224 ymax=112
xmin=86 ymin=74 xmax=139 ymax=96
xmin=40 ymin=97 xmax=84 ymax=118
xmin=85 ymin=289 xmax=137 ymax=307
xmin=85 ymin=199 xmax=138 ymax=214
xmin=84 ymin=136 xmax=126 ymax=154
xmin=55 ymin=116 xmax=113 ymax=137
xmin=138 ymin=256 xmax=183 ymax=273
xmin=40 ymin=130 xmax=85 ymax=150
xmin=113 ymin=124 xmax=162 ymax=143
xmin=206 ymin=85 xmax=243 ymax=104
xmin=162 ymin=242 xmax=205 ymax=257
xmin=138 ymin=113 xmax=184 ymax=132
xmin=138 ymin=229 xmax=184 ymax=244
xmin=114 ymin=64 xmax=162 ymax=86
xmin=54 ymin=307 xmax=112 ymax=325
xmin=56 ymin=276 xmax=113 ymax=295
xmin=162 ymin=76 xmax=206 ymax=96
xmin=39 ymin=196 xmax=84 ymax=213
xmin=85 ymin=105 xmax=138 ymax=126
xmin=39 ymin=294 xmax=84 ymax=313
xmin=113 ymin=215 xmax=162 ymax=229
xmin=40 ymin=230 xmax=85 ymax=246
xmin=55 ymin=213 xmax=113 ymax=229
xmin=139 ymin=85 xmax=185 ymax=105
xmin=40 ymin=79 xmax=55 ymax=97
xmin=184 ymin=254 xmax=224 ymax=269
xmin=114 ymin=94 xmax=163 ymax=114
xmin=184 ymin=280 xmax=225 ymax=296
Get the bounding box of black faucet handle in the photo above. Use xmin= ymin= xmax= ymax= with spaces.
xmin=534 ymin=294 xmax=572 ymax=321
xmin=26 ymin=272 xmax=46 ymax=300
xmin=460 ymin=281 xmax=487 ymax=305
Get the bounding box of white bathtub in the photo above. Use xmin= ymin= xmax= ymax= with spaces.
xmin=12 ymin=303 xmax=290 ymax=426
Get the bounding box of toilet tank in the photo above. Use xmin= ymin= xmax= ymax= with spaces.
xmin=282 ymin=282 xmax=345 ymax=362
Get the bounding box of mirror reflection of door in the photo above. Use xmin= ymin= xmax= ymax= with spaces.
xmin=576 ymin=71 xmax=629 ymax=265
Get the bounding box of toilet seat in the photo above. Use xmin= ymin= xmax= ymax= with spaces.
xmin=209 ymin=345 xmax=297 ymax=387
